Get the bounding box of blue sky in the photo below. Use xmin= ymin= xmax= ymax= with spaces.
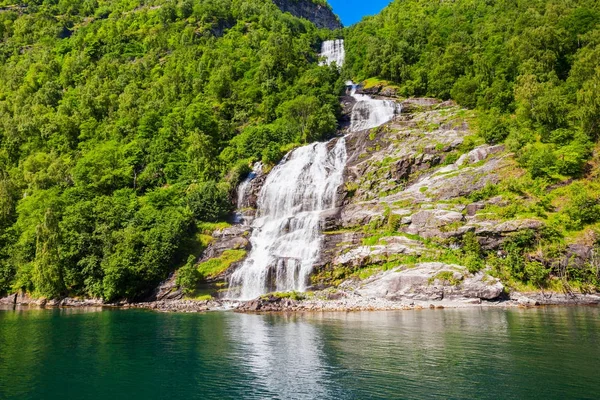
xmin=328 ymin=0 xmax=392 ymax=26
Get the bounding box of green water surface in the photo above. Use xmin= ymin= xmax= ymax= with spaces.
xmin=0 ymin=306 xmax=598 ymax=399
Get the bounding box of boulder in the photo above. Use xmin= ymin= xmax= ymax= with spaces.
xmin=457 ymin=145 xmax=505 ymax=166
xmin=466 ymin=202 xmax=485 ymax=216
xmin=407 ymin=210 xmax=464 ymax=237
xmin=0 ymin=293 xmax=17 ymax=305
xmin=356 ymin=263 xmax=504 ymax=301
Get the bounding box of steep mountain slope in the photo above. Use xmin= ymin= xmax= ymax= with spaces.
xmin=2 ymin=0 xmax=599 ymax=307
xmin=0 ymin=0 xmax=344 ymax=301
xmin=273 ymin=0 xmax=342 ymax=29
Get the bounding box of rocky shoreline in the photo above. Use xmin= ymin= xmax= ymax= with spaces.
xmin=2 ymin=290 xmax=599 ymax=314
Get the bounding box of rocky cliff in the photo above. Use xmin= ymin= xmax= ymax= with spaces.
xmin=6 ymin=89 xmax=597 ymax=310
xmin=272 ymin=0 xmax=342 ymax=29
xmin=190 ymin=86 xmax=600 ymax=308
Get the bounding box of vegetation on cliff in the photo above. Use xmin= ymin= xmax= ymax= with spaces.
xmin=346 ymin=0 xmax=599 ymax=179
xmin=341 ymin=0 xmax=600 ymax=292
xmin=0 ymin=0 xmax=343 ymax=300
xmin=2 ymin=0 xmax=599 ymax=301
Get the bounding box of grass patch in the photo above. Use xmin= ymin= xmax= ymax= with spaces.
xmin=197 ymin=249 xmax=247 ymax=279
xmin=261 ymin=291 xmax=307 ymax=301
xmin=362 ymin=77 xmax=401 ymax=91
xmin=197 ymin=221 xmax=231 ymax=234
xmin=429 ymin=271 xmax=463 ymax=286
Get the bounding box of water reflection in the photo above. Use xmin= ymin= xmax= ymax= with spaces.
xmin=0 ymin=307 xmax=599 ymax=400
xmin=229 ymin=313 xmax=334 ymax=399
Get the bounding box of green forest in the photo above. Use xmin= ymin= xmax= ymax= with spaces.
xmin=1 ymin=0 xmax=599 ymax=301
xmin=0 ymin=0 xmax=343 ymax=300
xmin=346 ymin=0 xmax=599 ymax=179
xmin=344 ymin=0 xmax=600 ymax=291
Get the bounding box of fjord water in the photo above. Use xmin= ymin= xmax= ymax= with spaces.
xmin=228 ymin=139 xmax=347 ymax=299
xmin=1 ymin=307 xmax=599 ymax=400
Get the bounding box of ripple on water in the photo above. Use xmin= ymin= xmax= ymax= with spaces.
xmin=0 ymin=307 xmax=599 ymax=400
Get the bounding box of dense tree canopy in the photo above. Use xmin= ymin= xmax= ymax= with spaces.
xmin=3 ymin=0 xmax=600 ymax=300
xmin=345 ymin=0 xmax=600 ymax=178
xmin=0 ymin=0 xmax=343 ymax=300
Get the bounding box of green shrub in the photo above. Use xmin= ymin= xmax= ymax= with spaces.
xmin=469 ymin=182 xmax=499 ymax=202
xmin=524 ymin=261 xmax=549 ymax=287
xmin=186 ymin=181 xmax=232 ymax=223
xmin=478 ymin=108 xmax=510 ymax=144
xmin=563 ymin=183 xmax=600 ymax=229
xmin=176 ymin=255 xmax=201 ymax=295
xmin=519 ymin=143 xmax=557 ymax=178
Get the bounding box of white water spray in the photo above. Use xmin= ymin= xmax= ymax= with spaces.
xmin=319 ymin=39 xmax=345 ymax=67
xmin=228 ymin=40 xmax=400 ymax=300
xmin=349 ymin=84 xmax=400 ymax=132
xmin=228 ymin=139 xmax=347 ymax=300
xmin=235 ymin=162 xmax=262 ymax=225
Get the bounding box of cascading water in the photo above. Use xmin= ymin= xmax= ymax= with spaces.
xmin=349 ymin=84 xmax=401 ymax=132
xmin=228 ymin=139 xmax=347 ymax=300
xmin=319 ymin=39 xmax=345 ymax=67
xmin=228 ymin=40 xmax=399 ymax=300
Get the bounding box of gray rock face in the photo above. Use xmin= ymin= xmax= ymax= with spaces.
xmin=0 ymin=293 xmax=17 ymax=305
xmin=356 ymin=263 xmax=504 ymax=302
xmin=152 ymin=274 xmax=184 ymax=301
xmin=408 ymin=210 xmax=464 ymax=236
xmin=0 ymin=292 xmax=105 ymax=307
xmin=456 ymin=144 xmax=505 ymax=166
xmin=272 ymin=0 xmax=342 ymax=29
xmin=333 ymin=236 xmax=424 ymax=268
xmin=202 ymin=226 xmax=250 ymax=262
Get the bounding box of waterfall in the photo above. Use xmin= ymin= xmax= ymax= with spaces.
xmin=319 ymin=39 xmax=345 ymax=68
xmin=228 ymin=139 xmax=347 ymax=300
xmin=227 ymin=40 xmax=399 ymax=300
xmin=349 ymin=84 xmax=400 ymax=132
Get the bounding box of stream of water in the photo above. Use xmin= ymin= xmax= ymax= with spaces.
xmin=229 ymin=40 xmax=400 ymax=299
xmin=228 ymin=139 xmax=347 ymax=300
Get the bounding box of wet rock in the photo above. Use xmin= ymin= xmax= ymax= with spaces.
xmin=320 ymin=208 xmax=343 ymax=231
xmin=235 ymin=296 xmax=299 ymax=312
